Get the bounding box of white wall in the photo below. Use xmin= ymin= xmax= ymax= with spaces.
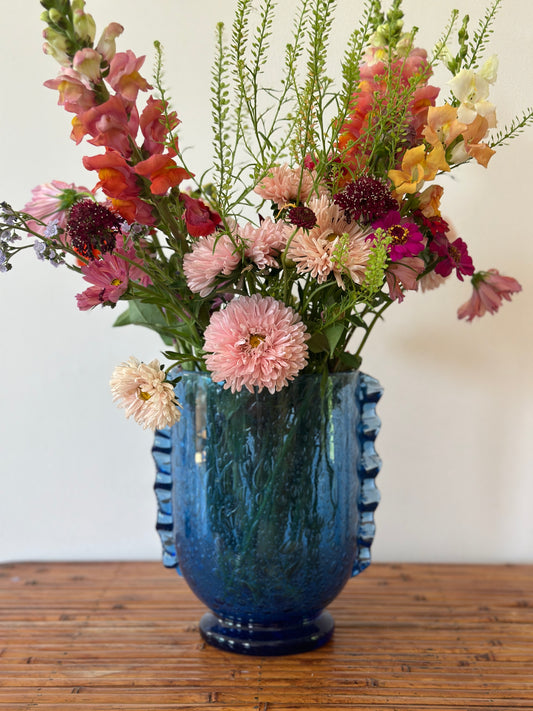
xmin=0 ymin=0 xmax=531 ymax=563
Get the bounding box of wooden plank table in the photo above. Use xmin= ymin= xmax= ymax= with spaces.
xmin=0 ymin=562 xmax=532 ymax=709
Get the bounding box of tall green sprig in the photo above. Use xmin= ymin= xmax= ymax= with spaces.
xmin=465 ymin=0 xmax=502 ymax=70
xmin=210 ymin=22 xmax=233 ymax=215
xmin=293 ymin=0 xmax=337 ymax=163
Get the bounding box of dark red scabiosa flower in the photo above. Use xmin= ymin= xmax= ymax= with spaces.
xmin=287 ymin=205 xmax=317 ymax=230
xmin=67 ymin=200 xmax=122 ymax=259
xmin=430 ymin=235 xmax=475 ymax=281
xmin=334 ymin=175 xmax=397 ymax=224
xmin=371 ymin=210 xmax=425 ymax=261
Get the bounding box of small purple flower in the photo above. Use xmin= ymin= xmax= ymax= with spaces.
xmin=44 ymin=220 xmax=59 ymax=239
xmin=34 ymin=240 xmax=47 ymax=261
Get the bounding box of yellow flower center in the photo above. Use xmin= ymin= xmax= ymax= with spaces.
xmin=388 ymin=225 xmax=409 ymax=245
xmin=249 ymin=334 xmax=266 ymax=349
xmin=111 ymin=278 xmax=122 ymax=286
xmin=138 ymin=389 xmax=152 ymax=401
xmin=325 ymin=232 xmax=338 ymax=243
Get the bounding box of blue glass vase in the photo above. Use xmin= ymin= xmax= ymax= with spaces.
xmin=152 ymin=370 xmax=382 ymax=655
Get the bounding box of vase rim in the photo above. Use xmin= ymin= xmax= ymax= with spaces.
xmin=171 ymin=367 xmax=362 ymax=384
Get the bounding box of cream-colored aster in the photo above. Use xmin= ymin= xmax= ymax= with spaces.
xmin=110 ymin=357 xmax=181 ymax=430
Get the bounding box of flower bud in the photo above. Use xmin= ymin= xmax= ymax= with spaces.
xmin=48 ymin=8 xmax=65 ymax=25
xmin=42 ymin=27 xmax=70 ymax=66
xmin=73 ymin=48 xmax=102 ymax=82
xmin=96 ymin=22 xmax=124 ymax=62
xmin=71 ymin=0 xmax=96 ymax=43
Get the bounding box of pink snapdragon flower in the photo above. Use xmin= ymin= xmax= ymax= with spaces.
xmin=140 ymin=96 xmax=180 ymax=156
xmin=203 ymin=294 xmax=309 ymax=394
xmin=71 ymin=95 xmax=139 ymax=157
xmin=458 ymin=269 xmax=522 ymax=321
xmin=23 ymin=180 xmax=93 ymax=236
xmin=183 ymin=233 xmax=242 ymax=297
xmin=107 ymin=50 xmax=152 ymax=103
xmin=44 ymin=68 xmax=97 ymax=114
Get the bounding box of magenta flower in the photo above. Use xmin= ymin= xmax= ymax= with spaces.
xmin=203 ymin=294 xmax=309 ymax=394
xmin=431 ymin=234 xmax=475 ymax=281
xmin=371 ymin=211 xmax=424 ymax=262
xmin=458 ymin=269 xmax=522 ymax=321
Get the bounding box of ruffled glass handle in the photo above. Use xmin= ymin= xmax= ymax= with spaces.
xmin=352 ymin=373 xmax=383 ymax=576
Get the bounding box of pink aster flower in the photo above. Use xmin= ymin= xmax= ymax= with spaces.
xmin=254 ymin=164 xmax=318 ymax=206
xmin=203 ymin=294 xmax=309 ymax=394
xmin=287 ymin=195 xmax=371 ymax=288
xmin=183 ymin=233 xmax=242 ymax=297
xmin=241 ymin=218 xmax=287 ymax=268
xmin=110 ymin=356 xmax=181 ymax=430
xmin=458 ymin=269 xmax=522 ymax=321
xmin=23 ymin=180 xmax=93 ymax=236
xmin=371 ymin=210 xmax=425 ymax=262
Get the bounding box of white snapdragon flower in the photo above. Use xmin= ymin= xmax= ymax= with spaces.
xmin=448 ymin=55 xmax=499 ymax=126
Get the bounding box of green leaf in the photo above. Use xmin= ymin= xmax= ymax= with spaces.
xmin=307 ymin=331 xmax=330 ymax=354
xmin=113 ymin=301 xmax=174 ymax=346
xmin=324 ymin=323 xmax=344 ymax=356
xmin=338 ymin=351 xmax=362 ymax=370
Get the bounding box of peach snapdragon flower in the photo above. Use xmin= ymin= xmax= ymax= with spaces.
xmin=110 ymin=357 xmax=181 ymax=430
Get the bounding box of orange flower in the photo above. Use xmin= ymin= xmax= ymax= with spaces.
xmin=418 ymin=184 xmax=444 ymax=218
xmin=423 ymin=104 xmax=467 ymax=148
xmin=134 ymin=154 xmax=192 ymax=195
xmin=389 ymin=144 xmax=449 ymax=197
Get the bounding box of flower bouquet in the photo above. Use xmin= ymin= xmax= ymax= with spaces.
xmin=1 ymin=0 xmax=530 ymax=432
xmin=1 ymin=0 xmax=531 ymax=654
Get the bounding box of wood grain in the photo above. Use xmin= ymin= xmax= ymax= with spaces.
xmin=1 ymin=562 xmax=532 ymax=709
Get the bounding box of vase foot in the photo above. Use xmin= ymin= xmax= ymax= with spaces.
xmin=199 ymin=611 xmax=334 ymax=656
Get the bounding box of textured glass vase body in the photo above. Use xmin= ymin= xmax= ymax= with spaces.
xmin=152 ymin=370 xmax=382 ymax=655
